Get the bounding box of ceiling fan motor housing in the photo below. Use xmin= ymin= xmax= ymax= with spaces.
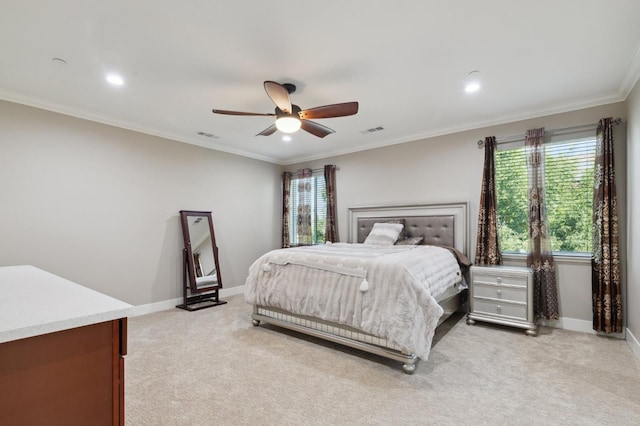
xmin=282 ymin=83 xmax=296 ymax=94
xmin=276 ymin=104 xmax=301 ymax=117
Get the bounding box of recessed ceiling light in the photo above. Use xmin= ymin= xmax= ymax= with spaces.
xmin=282 ymin=135 xmax=292 ymax=142
xmin=106 ymin=73 xmax=124 ymax=86
xmin=464 ymin=70 xmax=481 ymax=93
xmin=465 ymin=82 xmax=481 ymax=93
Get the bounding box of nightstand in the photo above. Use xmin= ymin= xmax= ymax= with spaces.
xmin=466 ymin=265 xmax=537 ymax=336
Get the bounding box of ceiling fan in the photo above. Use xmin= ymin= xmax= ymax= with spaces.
xmin=212 ymin=81 xmax=359 ymax=138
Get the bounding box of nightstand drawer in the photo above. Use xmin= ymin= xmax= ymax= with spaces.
xmin=472 ymin=298 xmax=527 ymax=320
xmin=472 ymin=272 xmax=528 ymax=287
xmin=472 ymin=283 xmax=527 ymax=303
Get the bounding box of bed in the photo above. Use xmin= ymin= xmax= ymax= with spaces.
xmin=245 ymin=202 xmax=470 ymax=373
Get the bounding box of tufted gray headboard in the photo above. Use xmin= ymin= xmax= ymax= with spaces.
xmin=356 ymin=215 xmax=455 ymax=247
xmin=348 ymin=202 xmax=469 ymax=256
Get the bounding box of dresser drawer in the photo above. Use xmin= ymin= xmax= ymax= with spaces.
xmin=472 ymin=283 xmax=527 ymax=303
xmin=472 ymin=298 xmax=528 ymax=321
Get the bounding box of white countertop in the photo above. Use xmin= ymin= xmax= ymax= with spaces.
xmin=0 ymin=265 xmax=135 ymax=344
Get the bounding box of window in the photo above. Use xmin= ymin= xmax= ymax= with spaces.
xmin=495 ymin=134 xmax=596 ymax=255
xmin=288 ymin=171 xmax=327 ymax=246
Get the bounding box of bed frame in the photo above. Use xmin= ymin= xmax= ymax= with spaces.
xmin=251 ymin=202 xmax=469 ymax=374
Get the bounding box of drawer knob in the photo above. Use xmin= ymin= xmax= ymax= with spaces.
xmin=496 ymin=305 xmax=502 ymax=313
xmin=497 ymin=290 xmax=502 ymax=297
xmin=497 ymin=277 xmax=502 ymax=284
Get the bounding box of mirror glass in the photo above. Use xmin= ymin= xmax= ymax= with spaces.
xmin=180 ymin=210 xmax=222 ymax=293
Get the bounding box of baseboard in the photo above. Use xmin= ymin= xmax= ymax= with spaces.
xmin=539 ymin=317 xmax=597 ymax=334
xmin=627 ymin=327 xmax=640 ymax=360
xmin=540 ymin=316 xmax=631 ymax=342
xmin=133 ymin=292 xmax=637 ymax=356
xmin=133 ymin=285 xmax=245 ymax=316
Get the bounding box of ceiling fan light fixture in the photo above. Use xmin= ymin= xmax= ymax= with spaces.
xmin=275 ymin=116 xmax=301 ymax=133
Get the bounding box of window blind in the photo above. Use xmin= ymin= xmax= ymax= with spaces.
xmin=495 ymin=136 xmax=596 ymax=254
xmin=289 ymin=173 xmax=327 ymax=245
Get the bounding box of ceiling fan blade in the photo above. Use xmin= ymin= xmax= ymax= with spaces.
xmin=256 ymin=124 xmax=278 ymax=137
xmin=300 ymin=120 xmax=335 ymax=138
xmin=212 ymin=109 xmax=275 ymax=117
xmin=298 ymin=102 xmax=359 ymax=120
xmin=264 ymin=81 xmax=292 ymax=114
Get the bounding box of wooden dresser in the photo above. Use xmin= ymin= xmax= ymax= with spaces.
xmin=466 ymin=265 xmax=537 ymax=336
xmin=0 ymin=265 xmax=134 ymax=425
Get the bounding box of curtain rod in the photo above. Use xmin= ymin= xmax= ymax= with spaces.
xmin=282 ymin=165 xmax=340 ymax=176
xmin=476 ymin=118 xmax=622 ymax=148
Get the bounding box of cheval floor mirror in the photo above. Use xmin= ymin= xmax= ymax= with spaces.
xmin=177 ymin=210 xmax=226 ymax=311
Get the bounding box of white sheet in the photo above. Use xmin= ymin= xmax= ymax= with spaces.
xmin=244 ymin=243 xmax=462 ymax=359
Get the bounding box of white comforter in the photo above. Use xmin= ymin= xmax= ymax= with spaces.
xmin=244 ymin=243 xmax=462 ymax=359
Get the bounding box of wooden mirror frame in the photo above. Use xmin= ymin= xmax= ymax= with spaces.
xmin=178 ymin=210 xmax=226 ymax=310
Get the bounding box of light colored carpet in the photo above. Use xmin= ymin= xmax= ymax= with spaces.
xmin=126 ymin=294 xmax=640 ymax=425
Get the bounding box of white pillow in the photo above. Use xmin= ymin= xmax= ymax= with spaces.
xmin=363 ymin=222 xmax=404 ymax=246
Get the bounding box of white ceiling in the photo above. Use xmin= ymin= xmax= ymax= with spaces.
xmin=2 ymin=1 xmax=640 ymax=165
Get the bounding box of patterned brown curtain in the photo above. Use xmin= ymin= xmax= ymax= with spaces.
xmin=525 ymin=128 xmax=559 ymax=320
xmin=281 ymin=171 xmax=292 ymax=248
xmin=324 ymin=165 xmax=339 ymax=243
xmin=592 ymin=117 xmax=622 ymax=333
xmin=475 ymin=136 xmax=502 ymax=265
xmin=296 ymin=168 xmax=313 ymax=245
xmin=193 ymin=253 xmax=203 ymax=277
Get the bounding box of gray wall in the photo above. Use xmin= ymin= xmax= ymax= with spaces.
xmin=0 ymin=100 xmax=282 ymax=306
xmin=627 ymin=78 xmax=640 ymax=349
xmin=290 ymin=102 xmax=628 ymax=327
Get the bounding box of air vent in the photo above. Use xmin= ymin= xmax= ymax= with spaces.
xmin=361 ymin=126 xmax=384 ymax=134
xmin=197 ymin=131 xmax=219 ymax=139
